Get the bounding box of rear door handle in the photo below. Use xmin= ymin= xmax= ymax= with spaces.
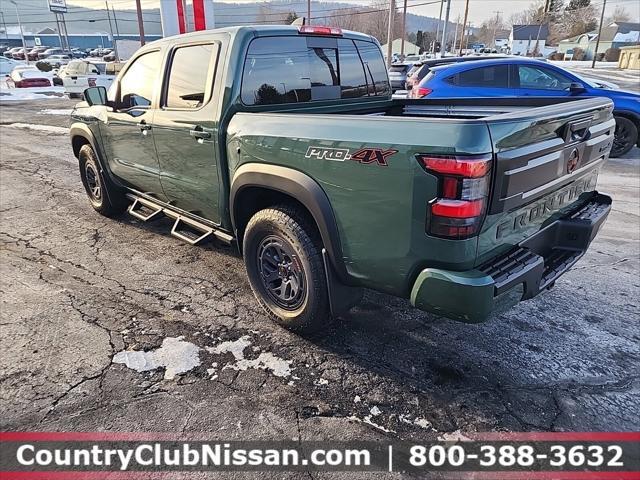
xmin=190 ymin=126 xmax=211 ymax=141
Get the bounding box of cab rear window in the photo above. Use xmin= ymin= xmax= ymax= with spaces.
xmin=241 ymin=36 xmax=389 ymax=106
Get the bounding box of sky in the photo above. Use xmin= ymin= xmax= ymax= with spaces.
xmin=66 ymin=0 xmax=640 ymax=25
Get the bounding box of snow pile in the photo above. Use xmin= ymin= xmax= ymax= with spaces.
xmin=0 ymin=78 xmax=66 ymax=101
xmin=613 ymin=31 xmax=640 ymax=43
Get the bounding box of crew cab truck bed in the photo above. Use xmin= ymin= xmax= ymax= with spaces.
xmin=70 ymin=25 xmax=614 ymax=332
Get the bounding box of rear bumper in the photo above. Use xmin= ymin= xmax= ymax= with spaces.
xmin=410 ymin=192 xmax=612 ymax=323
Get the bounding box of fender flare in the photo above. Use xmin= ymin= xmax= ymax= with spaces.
xmin=613 ymin=108 xmax=640 ymax=125
xmin=70 ymin=123 xmax=100 ymax=159
xmin=230 ymin=163 xmax=351 ymax=284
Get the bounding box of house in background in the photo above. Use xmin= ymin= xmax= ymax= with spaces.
xmin=380 ymin=38 xmax=421 ymax=57
xmin=558 ymin=22 xmax=640 ymax=60
xmin=509 ymin=24 xmax=549 ymax=56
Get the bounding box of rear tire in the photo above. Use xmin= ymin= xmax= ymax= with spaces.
xmin=243 ymin=205 xmax=330 ymax=334
xmin=78 ymin=144 xmax=127 ymax=217
xmin=611 ymin=116 xmax=638 ymax=158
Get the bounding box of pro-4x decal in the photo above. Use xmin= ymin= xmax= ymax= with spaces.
xmin=305 ymin=146 xmax=397 ymax=166
xmin=350 ymin=148 xmax=398 ymax=166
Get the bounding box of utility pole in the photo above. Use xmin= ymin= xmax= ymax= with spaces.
xmin=105 ymin=1 xmax=119 ymax=60
xmin=307 ymin=0 xmax=311 ymax=25
xmin=453 ymin=14 xmax=460 ymax=53
xmin=459 ymin=0 xmax=470 ymax=56
xmin=61 ymin=14 xmax=71 ymax=51
xmin=135 ymin=0 xmax=146 ymax=45
xmin=491 ymin=11 xmax=502 ymax=48
xmin=112 ymin=5 xmax=121 ymax=46
xmin=9 ymin=0 xmax=28 ymax=64
xmin=1 ymin=12 xmax=7 ymax=39
xmin=432 ymin=0 xmax=444 ymax=54
xmin=386 ymin=0 xmax=396 ymax=67
xmin=592 ymin=0 xmax=607 ymax=68
xmin=440 ymin=0 xmax=451 ymax=57
xmin=400 ymin=0 xmax=408 ymax=58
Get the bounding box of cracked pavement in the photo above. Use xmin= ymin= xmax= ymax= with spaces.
xmin=1 ymin=98 xmax=639 ymax=478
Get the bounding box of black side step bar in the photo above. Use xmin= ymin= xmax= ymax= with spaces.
xmin=125 ymin=194 xmax=233 ymax=246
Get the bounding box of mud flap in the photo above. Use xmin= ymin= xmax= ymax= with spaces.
xmin=322 ymin=248 xmax=363 ymax=318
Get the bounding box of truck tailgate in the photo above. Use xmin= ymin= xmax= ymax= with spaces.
xmin=477 ymin=97 xmax=615 ymax=261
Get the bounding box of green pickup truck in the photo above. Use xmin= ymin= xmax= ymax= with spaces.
xmin=70 ymin=25 xmax=614 ymax=333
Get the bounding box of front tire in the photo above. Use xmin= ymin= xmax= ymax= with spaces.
xmin=243 ymin=206 xmax=330 ymax=333
xmin=611 ymin=116 xmax=638 ymax=158
xmin=78 ymin=144 xmax=127 ymax=217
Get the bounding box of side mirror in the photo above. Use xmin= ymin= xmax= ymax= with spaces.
xmin=84 ymin=86 xmax=107 ymax=106
xmin=569 ymin=82 xmax=586 ymax=93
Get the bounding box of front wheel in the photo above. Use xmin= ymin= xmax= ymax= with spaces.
xmin=243 ymin=206 xmax=330 ymax=334
xmin=611 ymin=116 xmax=638 ymax=158
xmin=78 ymin=144 xmax=127 ymax=217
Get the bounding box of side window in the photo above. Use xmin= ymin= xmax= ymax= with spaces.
xmin=338 ymin=39 xmax=368 ymax=99
xmin=354 ymin=40 xmax=391 ymax=96
xmin=241 ymin=37 xmax=312 ymax=105
xmin=165 ymin=43 xmax=219 ymax=109
xmin=240 ymin=36 xmax=390 ymax=106
xmin=449 ymin=65 xmax=509 ymax=88
xmin=118 ymin=50 xmax=162 ymax=108
xmin=518 ymin=65 xmax=573 ymax=90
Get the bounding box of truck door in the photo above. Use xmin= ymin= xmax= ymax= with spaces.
xmin=151 ymin=41 xmax=222 ymax=224
xmin=100 ymin=49 xmax=165 ymax=198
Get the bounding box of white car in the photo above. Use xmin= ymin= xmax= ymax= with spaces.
xmin=60 ymin=60 xmax=115 ymax=98
xmin=42 ymin=54 xmax=72 ymax=68
xmin=0 ymin=56 xmax=21 ymax=76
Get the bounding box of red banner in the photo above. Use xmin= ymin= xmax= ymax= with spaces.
xmin=192 ymin=0 xmax=206 ymax=31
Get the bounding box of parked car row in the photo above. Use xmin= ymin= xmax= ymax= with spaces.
xmin=393 ymin=56 xmax=640 ymax=157
xmin=2 ymin=46 xmax=102 ymax=62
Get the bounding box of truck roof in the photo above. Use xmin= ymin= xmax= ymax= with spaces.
xmin=146 ymin=25 xmax=378 ymax=47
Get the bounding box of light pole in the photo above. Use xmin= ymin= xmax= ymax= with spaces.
xmin=9 ymin=0 xmax=28 ymax=64
xmin=440 ymin=0 xmax=451 ymax=58
xmin=105 ymin=1 xmax=119 ymax=61
xmin=386 ymin=0 xmax=396 ymax=67
xmin=592 ymin=0 xmax=607 ymax=68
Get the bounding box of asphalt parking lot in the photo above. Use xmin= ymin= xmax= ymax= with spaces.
xmin=1 ymin=97 xmax=639 ymax=476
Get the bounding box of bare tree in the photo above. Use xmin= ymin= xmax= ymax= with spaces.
xmin=325 ymin=1 xmax=402 ymax=44
xmin=477 ymin=12 xmax=506 ymax=46
xmin=605 ymin=6 xmax=631 ymax=24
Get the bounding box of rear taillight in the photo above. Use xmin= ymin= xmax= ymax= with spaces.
xmin=417 ymin=154 xmax=492 ymax=239
xmin=415 ymin=87 xmax=432 ymax=98
xmin=298 ymin=25 xmax=343 ymax=36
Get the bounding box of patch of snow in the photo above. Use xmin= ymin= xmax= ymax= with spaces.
xmin=348 ymin=415 xmax=396 ymax=434
xmin=613 ymin=31 xmax=640 ymax=43
xmin=414 ymin=418 xmax=431 ymax=429
xmin=230 ymin=352 xmax=292 ymax=378
xmin=400 ymin=414 xmax=434 ymax=430
xmin=1 ymin=123 xmax=69 ymax=134
xmin=39 ymin=108 xmax=73 ymax=117
xmin=437 ymin=430 xmax=472 ymax=442
xmin=207 ymin=335 xmax=251 ymax=360
xmin=0 ymin=85 xmax=66 ymax=101
xmin=316 ymin=378 xmax=329 ymax=385
xmin=370 ymin=406 xmax=382 ymax=416
xmin=112 ymin=336 xmax=201 ymax=380
xmin=354 ymin=395 xmax=361 ymax=403
xmin=208 ymin=335 xmax=292 ymax=378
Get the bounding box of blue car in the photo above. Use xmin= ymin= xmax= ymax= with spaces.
xmin=410 ymin=57 xmax=640 ymax=157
